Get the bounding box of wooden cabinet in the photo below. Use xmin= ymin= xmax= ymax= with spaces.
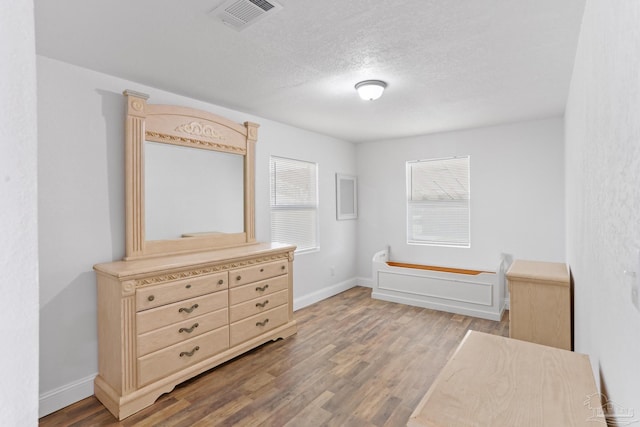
xmin=93 ymin=243 xmax=296 ymax=420
xmin=408 ymin=331 xmax=603 ymax=426
xmin=506 ymin=259 xmax=571 ymax=350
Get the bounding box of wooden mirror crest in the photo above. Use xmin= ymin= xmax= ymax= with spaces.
xmin=123 ymin=90 xmax=259 ymax=259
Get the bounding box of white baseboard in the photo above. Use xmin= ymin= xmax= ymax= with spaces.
xmin=39 ymin=373 xmax=96 ymax=418
xmin=356 ymin=277 xmax=373 ymax=288
xmin=372 ymin=291 xmax=504 ymax=321
xmin=293 ymin=277 xmax=358 ymax=311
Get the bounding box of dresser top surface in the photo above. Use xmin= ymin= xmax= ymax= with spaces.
xmin=506 ymin=259 xmax=569 ymax=285
xmin=94 ymin=242 xmax=295 ymax=278
xmin=408 ymin=331 xmax=603 ymax=427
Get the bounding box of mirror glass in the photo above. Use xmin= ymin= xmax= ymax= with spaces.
xmin=144 ymin=141 xmax=244 ymax=240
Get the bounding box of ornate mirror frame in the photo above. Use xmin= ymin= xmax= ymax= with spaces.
xmin=123 ymin=90 xmax=259 ymax=260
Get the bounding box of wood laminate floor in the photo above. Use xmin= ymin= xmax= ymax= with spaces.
xmin=40 ymin=286 xmax=509 ymax=427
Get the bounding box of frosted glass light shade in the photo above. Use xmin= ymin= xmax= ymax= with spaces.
xmin=355 ymin=80 xmax=387 ymax=101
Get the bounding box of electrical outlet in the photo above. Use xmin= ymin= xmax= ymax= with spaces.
xmin=330 ymin=266 xmax=335 ymax=277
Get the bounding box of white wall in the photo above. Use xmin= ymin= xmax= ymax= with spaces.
xmin=565 ymin=0 xmax=640 ymax=422
xmin=0 ymin=1 xmax=39 ymax=425
xmin=356 ymin=117 xmax=565 ymax=278
xmin=37 ymin=56 xmax=357 ymax=415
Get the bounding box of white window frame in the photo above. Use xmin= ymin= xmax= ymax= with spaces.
xmin=406 ymin=156 xmax=470 ymax=248
xmin=269 ymin=156 xmax=320 ymax=254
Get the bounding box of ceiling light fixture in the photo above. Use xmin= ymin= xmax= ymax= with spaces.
xmin=355 ymin=80 xmax=387 ymax=101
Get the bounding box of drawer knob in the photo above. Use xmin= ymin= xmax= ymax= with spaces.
xmin=185 ymin=284 xmax=191 ymax=289
xmin=255 ymin=284 xmax=269 ymax=292
xmin=179 ymin=346 xmax=200 ymax=357
xmin=256 ymin=300 xmax=269 ymax=308
xmin=281 ymin=265 xmax=286 ymax=270
xmin=256 ymin=319 xmax=270 ymax=327
xmin=236 ymin=275 xmax=242 ymax=281
xmin=218 ymin=279 xmax=224 ymax=285
xmin=147 ymin=295 xmax=155 ymax=302
xmin=260 ymin=268 xmax=264 ymax=272
xmin=178 ymin=304 xmax=199 ymax=314
xmin=179 ymin=323 xmax=199 ymax=334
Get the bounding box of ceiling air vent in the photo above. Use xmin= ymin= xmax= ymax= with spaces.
xmin=210 ymin=0 xmax=283 ymax=31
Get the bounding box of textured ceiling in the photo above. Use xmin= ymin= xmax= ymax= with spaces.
xmin=35 ymin=0 xmax=585 ymax=142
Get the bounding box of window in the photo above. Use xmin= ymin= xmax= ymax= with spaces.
xmin=406 ymin=156 xmax=470 ymax=247
xmin=270 ymin=156 xmax=319 ymax=253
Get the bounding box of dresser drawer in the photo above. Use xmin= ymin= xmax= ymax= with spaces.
xmin=136 ymin=272 xmax=228 ymax=311
xmin=230 ymin=290 xmax=288 ymax=323
xmin=229 ymin=275 xmax=288 ymax=305
xmin=137 ymin=308 xmax=228 ymax=357
xmin=137 ymin=290 xmax=228 ymax=334
xmin=230 ymin=305 xmax=289 ymax=347
xmin=137 ymin=326 xmax=229 ymax=387
xmin=229 ymin=259 xmax=288 ymax=288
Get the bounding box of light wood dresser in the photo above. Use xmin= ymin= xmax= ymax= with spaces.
xmin=408 ymin=331 xmax=604 ymax=427
xmin=93 ymin=92 xmax=298 ymax=419
xmin=94 ymin=242 xmax=296 ymax=419
xmin=507 ymin=260 xmax=571 ymax=350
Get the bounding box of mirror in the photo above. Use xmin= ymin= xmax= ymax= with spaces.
xmin=123 ymin=90 xmax=259 ymax=259
xmin=144 ymin=141 xmax=244 ymax=240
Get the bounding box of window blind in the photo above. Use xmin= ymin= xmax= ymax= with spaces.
xmin=270 ymin=156 xmax=319 ymax=252
xmin=407 ymin=156 xmax=470 ymax=247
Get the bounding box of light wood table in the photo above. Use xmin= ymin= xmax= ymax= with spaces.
xmin=408 ymin=331 xmax=604 ymax=427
